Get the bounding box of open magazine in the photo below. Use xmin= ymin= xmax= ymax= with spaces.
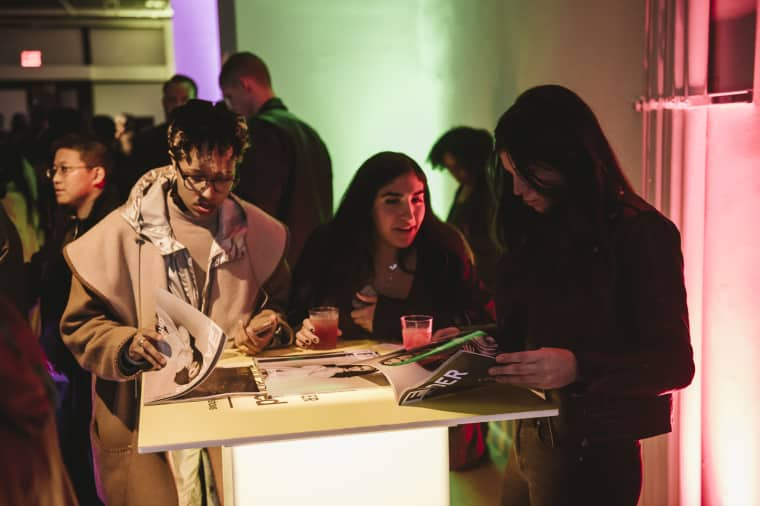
xmin=141 ymin=291 xmax=534 ymax=407
xmin=355 ymin=331 xmax=506 ymax=405
xmin=254 ymin=349 xmax=385 ymax=397
xmin=253 ymin=331 xmax=511 ymax=406
xmin=143 ymin=289 xmax=262 ymax=405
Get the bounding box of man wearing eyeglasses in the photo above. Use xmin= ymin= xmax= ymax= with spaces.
xmin=59 ymin=100 xmax=292 ymax=506
xmin=34 ymin=133 xmax=120 ymax=506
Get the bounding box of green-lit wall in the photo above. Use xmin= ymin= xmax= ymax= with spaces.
xmin=498 ymin=1 xmax=645 ymax=192
xmin=232 ymin=0 xmax=644 ymax=214
xmin=232 ymin=0 xmax=509 ymax=217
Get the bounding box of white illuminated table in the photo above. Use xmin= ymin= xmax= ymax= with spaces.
xmin=138 ymin=344 xmax=558 ymax=506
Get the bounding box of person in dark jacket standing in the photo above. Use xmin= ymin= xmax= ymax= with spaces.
xmin=130 ymin=74 xmax=198 ymax=183
xmin=35 ymin=133 xmax=120 ymax=506
xmin=219 ymin=51 xmax=333 ymax=266
xmin=428 ymin=126 xmax=500 ymax=290
xmin=488 ymin=85 xmax=694 ymax=506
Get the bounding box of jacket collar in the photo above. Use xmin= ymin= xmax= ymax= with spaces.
xmin=62 ymin=185 xmax=121 ymax=243
xmin=257 ymin=97 xmax=287 ymax=116
xmin=120 ymin=165 xmax=248 ymax=262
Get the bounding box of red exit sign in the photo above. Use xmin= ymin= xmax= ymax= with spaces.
xmin=20 ymin=50 xmax=42 ymax=68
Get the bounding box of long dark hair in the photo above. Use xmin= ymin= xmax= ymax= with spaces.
xmin=326 ymin=151 xmax=464 ymax=290
xmin=491 ymin=85 xmax=639 ymax=249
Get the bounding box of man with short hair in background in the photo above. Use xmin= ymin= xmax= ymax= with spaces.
xmin=127 ymin=74 xmax=198 ymax=196
xmin=428 ymin=126 xmax=500 ymax=290
xmin=219 ymin=51 xmax=333 ymax=266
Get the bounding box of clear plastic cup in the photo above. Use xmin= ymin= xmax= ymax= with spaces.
xmin=400 ymin=314 xmax=433 ymax=350
xmin=308 ymin=306 xmax=340 ymax=349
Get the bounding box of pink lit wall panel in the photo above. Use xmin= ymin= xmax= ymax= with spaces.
xmin=701 ymin=103 xmax=760 ymax=506
xmin=678 ymin=107 xmax=707 ymax=506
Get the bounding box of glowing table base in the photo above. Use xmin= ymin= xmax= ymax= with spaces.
xmin=225 ymin=427 xmax=449 ymax=505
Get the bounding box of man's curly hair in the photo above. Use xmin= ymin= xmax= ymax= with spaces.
xmin=167 ymin=99 xmax=249 ymax=167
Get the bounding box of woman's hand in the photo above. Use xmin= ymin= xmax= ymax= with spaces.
xmin=296 ymin=318 xmax=342 ymax=348
xmin=351 ymin=291 xmax=378 ymax=333
xmin=432 ymin=327 xmax=460 ymax=342
xmin=489 ymin=347 xmax=578 ymax=389
xmin=127 ymin=328 xmax=166 ymax=370
xmin=234 ymin=309 xmax=289 ymax=356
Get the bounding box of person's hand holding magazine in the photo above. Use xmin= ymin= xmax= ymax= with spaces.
xmin=489 ymin=348 xmax=579 ymax=390
xmin=127 ymin=327 xmax=167 ymax=370
xmin=234 ymin=309 xmax=293 ymax=355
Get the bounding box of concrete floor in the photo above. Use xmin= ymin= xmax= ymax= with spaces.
xmin=450 ymin=445 xmax=508 ymax=506
xmin=450 ymin=422 xmax=512 ymax=506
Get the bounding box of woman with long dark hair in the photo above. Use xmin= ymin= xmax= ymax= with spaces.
xmin=289 ymin=151 xmax=491 ymax=345
xmin=487 ymin=85 xmax=694 ymax=505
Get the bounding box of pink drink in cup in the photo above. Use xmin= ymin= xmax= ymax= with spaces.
xmin=400 ymin=315 xmax=433 ymax=350
xmin=309 ymin=306 xmax=340 ymax=349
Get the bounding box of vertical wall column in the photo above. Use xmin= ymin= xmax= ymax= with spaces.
xmin=170 ymin=0 xmax=222 ymax=102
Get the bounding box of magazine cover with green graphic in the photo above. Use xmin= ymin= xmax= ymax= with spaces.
xmin=358 ymin=330 xmax=505 ymax=405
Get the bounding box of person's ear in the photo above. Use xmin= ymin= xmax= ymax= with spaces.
xmin=240 ymin=76 xmax=257 ymax=93
xmin=92 ymin=165 xmax=106 ymax=189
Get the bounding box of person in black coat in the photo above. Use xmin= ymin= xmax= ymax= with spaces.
xmin=131 ymin=75 xmax=197 ymax=172
xmin=127 ymin=74 xmax=198 ymax=200
xmin=35 ymin=133 xmax=121 ymax=506
xmin=428 ymin=126 xmax=500 ymax=290
xmin=488 ymin=85 xmax=695 ymax=506
xmin=219 ymin=52 xmax=332 ymax=267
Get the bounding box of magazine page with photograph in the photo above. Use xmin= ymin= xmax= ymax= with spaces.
xmin=358 ymin=330 xmax=510 ymax=405
xmin=157 ymin=364 xmax=265 ymax=404
xmin=255 ymin=350 xmax=387 ymax=397
xmin=143 ymin=288 xmax=227 ymax=404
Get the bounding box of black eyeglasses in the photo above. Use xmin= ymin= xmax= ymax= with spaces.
xmin=45 ymin=164 xmax=92 ymax=179
xmin=175 ymin=165 xmax=236 ymax=193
